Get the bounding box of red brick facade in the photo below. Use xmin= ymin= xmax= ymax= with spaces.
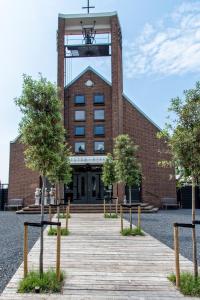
xmin=8 ymin=12 xmax=176 ymax=207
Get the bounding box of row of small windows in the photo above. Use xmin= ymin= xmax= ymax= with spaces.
xmin=75 ymin=142 xmax=105 ymax=154
xmin=75 ymin=109 xmax=104 ymax=121
xmin=75 ymin=94 xmax=104 ymax=105
xmin=75 ymin=125 xmax=105 ymax=136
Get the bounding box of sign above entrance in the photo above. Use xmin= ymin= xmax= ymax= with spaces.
xmin=70 ymin=156 xmax=107 ymax=165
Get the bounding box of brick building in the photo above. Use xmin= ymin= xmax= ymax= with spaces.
xmin=8 ymin=11 xmax=176 ymax=207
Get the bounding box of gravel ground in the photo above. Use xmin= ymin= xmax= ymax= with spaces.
xmin=0 ymin=212 xmax=47 ymax=294
xmin=125 ymin=209 xmax=200 ymax=264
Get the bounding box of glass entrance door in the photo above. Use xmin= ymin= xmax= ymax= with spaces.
xmin=73 ymin=167 xmax=104 ymax=204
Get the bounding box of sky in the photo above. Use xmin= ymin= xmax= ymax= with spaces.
xmin=0 ymin=0 xmax=200 ymax=183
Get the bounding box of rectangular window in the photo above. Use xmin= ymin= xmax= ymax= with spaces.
xmin=94 ymin=141 xmax=105 ymax=153
xmin=75 ymin=110 xmax=85 ymax=121
xmin=94 ymin=125 xmax=105 ymax=136
xmin=74 ymin=95 xmax=85 ymax=105
xmin=75 ymin=126 xmax=85 ymax=136
xmin=94 ymin=109 xmax=105 ymax=121
xmin=75 ymin=142 xmax=85 ymax=154
xmin=94 ymin=94 xmax=104 ymax=105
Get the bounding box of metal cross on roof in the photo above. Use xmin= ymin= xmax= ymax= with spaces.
xmin=82 ymin=0 xmax=95 ymax=14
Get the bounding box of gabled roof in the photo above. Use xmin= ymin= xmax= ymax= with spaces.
xmin=65 ymin=66 xmax=161 ymax=131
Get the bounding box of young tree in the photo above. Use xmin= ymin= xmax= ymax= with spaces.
xmin=102 ymin=153 xmax=116 ymax=189
xmin=15 ymin=74 xmax=65 ymax=276
xmin=157 ymin=81 xmax=200 ymax=278
xmin=114 ymin=134 xmax=141 ymax=204
xmin=48 ymin=143 xmax=72 ymax=220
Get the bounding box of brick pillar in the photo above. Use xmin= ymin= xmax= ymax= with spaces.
xmin=111 ymin=15 xmax=124 ymax=202
xmin=57 ymin=17 xmax=65 ymax=119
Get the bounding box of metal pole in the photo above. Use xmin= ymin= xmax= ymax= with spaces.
xmin=104 ymin=199 xmax=106 ymax=216
xmin=120 ymin=205 xmax=123 ymax=232
xmin=56 ymin=225 xmax=61 ymax=281
xmin=116 ymin=197 xmax=118 ymax=215
xmin=130 ymin=207 xmax=132 ymax=230
xmin=24 ymin=224 xmax=28 ymax=278
xmin=174 ymin=225 xmax=180 ymax=288
xmin=66 ymin=205 xmax=69 ymax=230
xmin=49 ymin=206 xmax=52 ymax=229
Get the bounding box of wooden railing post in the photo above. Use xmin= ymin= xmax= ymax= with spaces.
xmin=138 ymin=206 xmax=141 ymax=229
xmin=120 ymin=205 xmax=123 ymax=232
xmin=130 ymin=207 xmax=132 ymax=230
xmin=116 ymin=197 xmax=118 ymax=215
xmin=24 ymin=224 xmax=28 ymax=278
xmin=174 ymin=225 xmax=180 ymax=288
xmin=56 ymin=224 xmax=61 ymax=281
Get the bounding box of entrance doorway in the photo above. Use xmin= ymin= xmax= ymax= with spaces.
xmin=68 ymin=165 xmax=104 ymax=204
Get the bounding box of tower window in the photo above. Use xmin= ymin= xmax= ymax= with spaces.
xmin=94 ymin=141 xmax=105 ymax=153
xmin=74 ymin=95 xmax=85 ymax=105
xmin=75 ymin=126 xmax=85 ymax=136
xmin=94 ymin=125 xmax=105 ymax=136
xmin=94 ymin=109 xmax=104 ymax=121
xmin=94 ymin=94 xmax=104 ymax=105
xmin=75 ymin=142 xmax=86 ymax=154
xmin=75 ymin=110 xmax=86 ymax=121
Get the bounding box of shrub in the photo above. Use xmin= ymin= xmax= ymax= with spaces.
xmin=104 ymin=213 xmax=118 ymax=219
xmin=168 ymin=272 xmax=200 ymax=297
xmin=48 ymin=227 xmax=69 ymax=236
xmin=18 ymin=269 xmax=64 ymax=293
xmin=121 ymin=227 xmax=144 ymax=236
xmin=57 ymin=213 xmax=71 ymax=219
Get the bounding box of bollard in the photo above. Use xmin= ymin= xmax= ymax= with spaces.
xmin=56 ymin=225 xmax=61 ymax=281
xmin=130 ymin=207 xmax=132 ymax=230
xmin=138 ymin=206 xmax=141 ymax=229
xmin=24 ymin=224 xmax=28 ymax=278
xmin=174 ymin=225 xmax=180 ymax=288
xmin=120 ymin=205 xmax=123 ymax=232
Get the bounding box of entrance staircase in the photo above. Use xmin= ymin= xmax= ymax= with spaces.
xmin=16 ymin=202 xmax=159 ymax=214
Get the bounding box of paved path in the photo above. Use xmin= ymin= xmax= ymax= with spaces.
xmin=1 ymin=214 xmax=198 ymax=299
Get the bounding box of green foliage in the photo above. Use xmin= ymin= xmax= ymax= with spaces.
xmin=158 ymin=81 xmax=200 ymax=183
xmin=48 ymin=227 xmax=69 ymax=236
xmin=15 ymin=74 xmax=66 ymax=177
xmin=57 ymin=213 xmax=71 ymax=219
xmin=47 ymin=144 xmax=72 ymax=186
xmin=114 ymin=135 xmax=141 ymax=187
xmin=104 ymin=213 xmax=118 ymax=219
xmin=18 ymin=270 xmax=64 ymax=293
xmin=102 ymin=153 xmax=116 ymax=188
xmin=168 ymin=272 xmax=200 ymax=296
xmin=121 ymin=227 xmax=144 ymax=236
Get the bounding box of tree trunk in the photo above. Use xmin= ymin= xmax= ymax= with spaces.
xmin=129 ymin=187 xmax=132 ymax=204
xmin=57 ymin=183 xmax=61 ymax=222
xmin=192 ymin=176 xmax=198 ymax=278
xmin=39 ymin=175 xmax=46 ymax=276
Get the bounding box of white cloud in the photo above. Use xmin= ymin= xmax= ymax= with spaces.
xmin=124 ymin=2 xmax=200 ymax=78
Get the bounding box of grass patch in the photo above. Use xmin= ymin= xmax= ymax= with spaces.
xmin=18 ymin=269 xmax=64 ymax=293
xmin=168 ymin=272 xmax=200 ymax=297
xmin=48 ymin=227 xmax=69 ymax=236
xmin=121 ymin=226 xmax=144 ymax=236
xmin=104 ymin=213 xmax=118 ymax=219
xmin=57 ymin=213 xmax=71 ymax=219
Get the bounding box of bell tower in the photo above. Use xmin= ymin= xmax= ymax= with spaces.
xmin=57 ymin=8 xmax=123 ymax=139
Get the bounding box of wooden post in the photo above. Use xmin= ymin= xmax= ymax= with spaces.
xmin=66 ymin=205 xmax=69 ymax=230
xmin=120 ymin=205 xmax=123 ymax=232
xmin=24 ymin=224 xmax=28 ymax=278
xmin=49 ymin=206 xmax=52 ymax=229
xmin=116 ymin=197 xmax=118 ymax=215
xmin=56 ymin=225 xmax=61 ymax=281
xmin=68 ymin=197 xmax=71 ymax=216
xmin=174 ymin=225 xmax=180 ymax=288
xmin=104 ymin=199 xmax=106 ymax=216
xmin=130 ymin=207 xmax=132 ymax=230
xmin=138 ymin=206 xmax=141 ymax=229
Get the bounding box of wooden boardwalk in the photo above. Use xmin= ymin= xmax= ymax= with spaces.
xmin=0 ymin=213 xmax=198 ymax=300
